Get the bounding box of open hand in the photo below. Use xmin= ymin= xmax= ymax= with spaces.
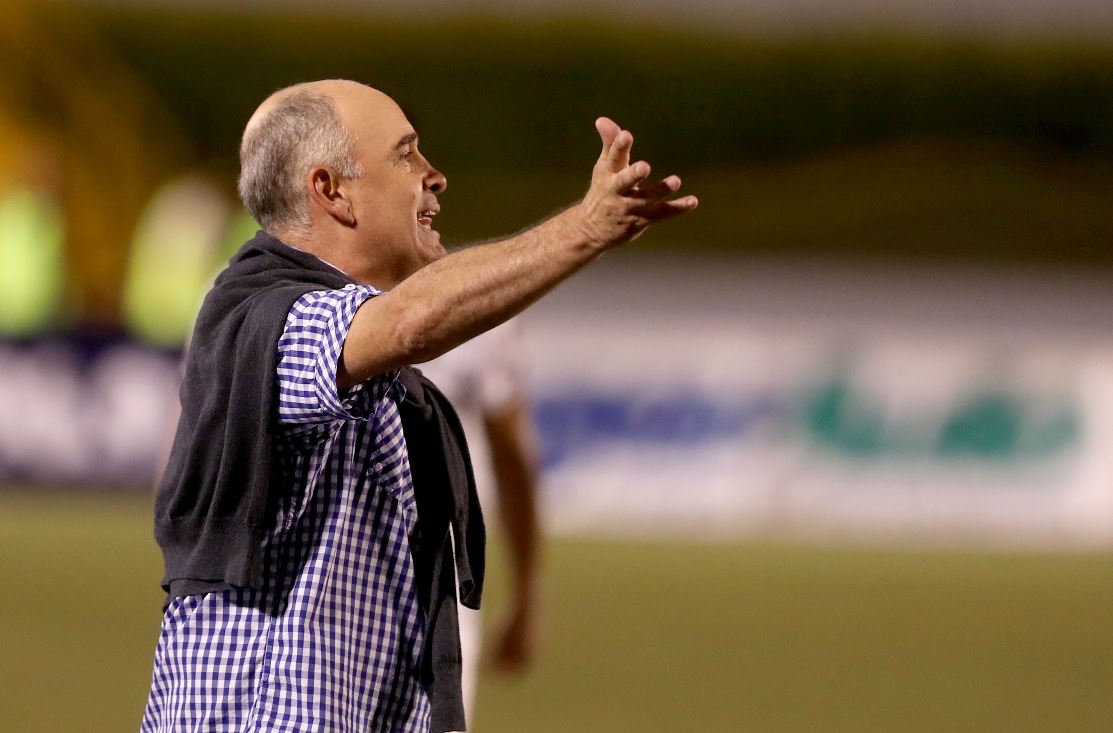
xmin=575 ymin=117 xmax=698 ymax=249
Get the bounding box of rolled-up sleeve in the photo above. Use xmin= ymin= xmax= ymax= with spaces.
xmin=275 ymin=284 xmax=393 ymax=425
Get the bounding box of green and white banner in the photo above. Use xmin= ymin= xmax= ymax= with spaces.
xmin=523 ymin=256 xmax=1113 ymax=547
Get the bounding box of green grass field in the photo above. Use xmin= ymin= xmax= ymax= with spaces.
xmin=2 ymin=490 xmax=1111 ymax=732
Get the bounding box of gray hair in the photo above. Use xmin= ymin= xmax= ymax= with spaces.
xmin=238 ymin=90 xmax=364 ymax=235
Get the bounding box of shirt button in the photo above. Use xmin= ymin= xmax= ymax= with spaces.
xmin=374 ymin=462 xmax=383 ymax=473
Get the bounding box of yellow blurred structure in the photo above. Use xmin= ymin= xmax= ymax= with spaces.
xmin=0 ymin=1 xmax=183 ymax=329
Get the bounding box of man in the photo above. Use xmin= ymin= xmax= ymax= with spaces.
xmin=142 ymin=79 xmax=696 ymax=733
xmin=421 ymin=319 xmax=542 ymax=725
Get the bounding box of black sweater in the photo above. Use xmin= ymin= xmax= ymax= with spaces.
xmin=154 ymin=231 xmax=484 ymax=732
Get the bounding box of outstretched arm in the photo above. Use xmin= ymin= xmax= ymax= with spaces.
xmin=337 ymin=117 xmax=697 ymax=387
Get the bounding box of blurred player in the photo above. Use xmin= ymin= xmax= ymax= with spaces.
xmin=421 ymin=319 xmax=541 ymax=727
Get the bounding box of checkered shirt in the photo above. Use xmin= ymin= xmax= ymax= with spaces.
xmin=141 ymin=284 xmax=431 ymax=733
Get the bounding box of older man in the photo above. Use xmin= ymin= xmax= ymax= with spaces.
xmin=141 ymin=79 xmax=695 ymax=733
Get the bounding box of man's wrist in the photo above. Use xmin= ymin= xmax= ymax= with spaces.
xmin=559 ymin=201 xmax=607 ymax=253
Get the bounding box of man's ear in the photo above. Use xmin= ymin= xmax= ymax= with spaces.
xmin=307 ymin=166 xmax=356 ymax=227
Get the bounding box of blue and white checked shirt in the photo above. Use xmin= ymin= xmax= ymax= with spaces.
xmin=141 ymin=284 xmax=431 ymax=732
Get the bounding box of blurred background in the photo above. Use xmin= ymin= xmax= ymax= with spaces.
xmin=3 ymin=0 xmax=1113 ymax=730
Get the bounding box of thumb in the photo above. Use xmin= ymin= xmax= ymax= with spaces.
xmin=595 ymin=116 xmax=621 ymax=158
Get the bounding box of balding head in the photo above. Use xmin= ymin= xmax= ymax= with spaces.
xmin=238 ymin=80 xmax=371 ymax=236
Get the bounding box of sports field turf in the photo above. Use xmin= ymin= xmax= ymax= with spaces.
xmin=2 ymin=490 xmax=1111 ymax=732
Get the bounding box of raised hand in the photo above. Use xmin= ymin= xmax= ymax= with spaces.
xmin=575 ymin=116 xmax=698 ymax=249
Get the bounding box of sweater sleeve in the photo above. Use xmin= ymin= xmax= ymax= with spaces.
xmin=275 ymin=284 xmax=395 ymax=425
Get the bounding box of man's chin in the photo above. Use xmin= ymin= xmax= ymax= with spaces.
xmin=420 ymin=231 xmax=447 ymax=262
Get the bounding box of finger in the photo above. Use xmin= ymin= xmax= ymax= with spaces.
xmin=611 ymin=160 xmax=651 ymax=193
xmin=607 ymin=129 xmax=633 ymax=172
xmin=595 ymin=117 xmax=621 ymax=159
xmin=633 ymin=196 xmax=699 ymax=221
xmin=630 ymin=175 xmax=681 ymax=202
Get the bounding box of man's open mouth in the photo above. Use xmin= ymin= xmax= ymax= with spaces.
xmin=417 ymin=209 xmax=438 ymax=230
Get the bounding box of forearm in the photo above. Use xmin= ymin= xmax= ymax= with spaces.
xmin=485 ymin=404 xmax=540 ymax=618
xmin=485 ymin=402 xmax=543 ymax=672
xmin=339 ymin=205 xmax=598 ymax=386
xmin=486 ymin=403 xmax=542 ymax=607
xmin=498 ymin=478 xmax=540 ymax=610
xmin=337 ymin=117 xmax=695 ymax=387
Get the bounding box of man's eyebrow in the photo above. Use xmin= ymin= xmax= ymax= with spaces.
xmin=396 ymin=132 xmax=418 ymax=148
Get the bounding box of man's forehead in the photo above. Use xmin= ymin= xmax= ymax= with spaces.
xmin=328 ymin=82 xmax=398 ymax=116
xmin=329 ymin=87 xmax=415 ymax=145
xmin=244 ymin=79 xmax=409 ymax=142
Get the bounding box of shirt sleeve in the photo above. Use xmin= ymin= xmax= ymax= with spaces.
xmin=474 ymin=319 xmax=529 ymax=413
xmin=275 ymin=284 xmax=393 ymax=425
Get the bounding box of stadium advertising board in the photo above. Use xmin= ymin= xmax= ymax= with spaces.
xmin=523 ymin=257 xmax=1113 ymax=546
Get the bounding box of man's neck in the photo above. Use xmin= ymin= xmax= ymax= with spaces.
xmin=272 ymin=226 xmax=401 ymax=291
xmin=268 ymin=230 xmax=347 ymax=277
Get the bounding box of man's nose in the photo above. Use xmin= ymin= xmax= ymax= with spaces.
xmin=425 ymin=163 xmax=446 ymax=193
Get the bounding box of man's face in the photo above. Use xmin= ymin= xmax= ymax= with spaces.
xmin=339 ymin=89 xmax=447 ymax=281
